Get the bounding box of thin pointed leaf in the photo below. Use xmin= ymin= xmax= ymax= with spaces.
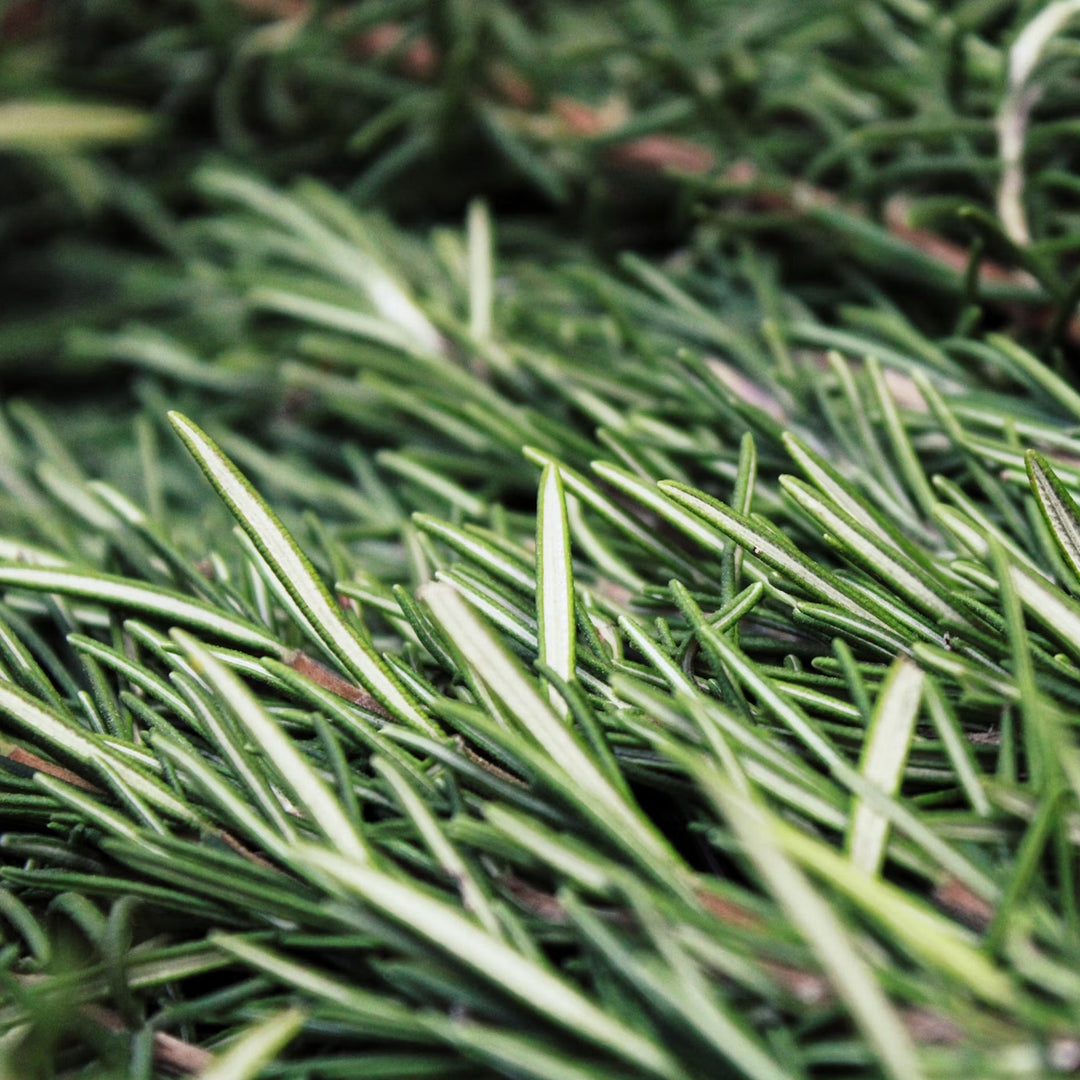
xmin=421 ymin=581 xmax=685 ymax=885
xmin=468 ymin=199 xmax=494 ymax=343
xmin=657 ymin=480 xmax=900 ymax=638
xmin=0 ymin=681 xmax=198 ymax=825
xmin=293 ymin=846 xmax=687 ymax=1080
xmin=779 ymin=475 xmax=964 ymax=632
xmin=1027 ymin=449 xmax=1080 ymax=583
xmin=711 ymin=783 xmax=924 ymax=1080
xmin=848 ymin=659 xmax=924 ymax=876
xmin=0 ymin=566 xmax=279 ymax=653
xmin=172 ymin=631 xmax=370 ymax=864
xmin=168 ymin=413 xmax=432 ymax=733
xmin=372 ymin=755 xmax=502 ymax=937
xmin=562 ymin=891 xmax=790 ymax=1080
xmin=196 ymin=1007 xmax=306 ymax=1080
xmin=536 ymin=464 xmax=575 ymax=717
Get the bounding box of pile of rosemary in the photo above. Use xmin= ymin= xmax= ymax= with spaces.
xmin=3 ymin=2 xmax=1080 ymax=1077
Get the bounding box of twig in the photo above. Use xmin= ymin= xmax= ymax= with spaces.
xmin=80 ymin=1004 xmax=214 ymax=1076
xmin=932 ymin=876 xmax=994 ymax=933
xmin=286 ymin=650 xmax=391 ymax=719
xmin=2 ymin=746 xmax=100 ymax=791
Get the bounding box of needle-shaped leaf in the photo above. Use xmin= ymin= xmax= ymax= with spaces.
xmin=413 ymin=514 xmax=535 ymax=592
xmin=168 ymin=413 xmax=433 ymax=733
xmin=710 ymin=783 xmax=925 ymax=1080
xmin=779 ymin=474 xmax=965 ymax=632
xmin=985 ymin=333 xmax=1080 ymax=423
xmin=848 ymin=658 xmax=924 ymax=876
xmin=689 ymin=629 xmax=996 ymax=896
xmin=0 ymin=566 xmax=279 ymax=653
xmin=372 ymin=754 xmax=502 ymax=936
xmin=172 ymin=631 xmax=370 ymax=863
xmin=866 ymin=356 xmax=938 ymax=521
xmin=591 ymin=461 xmax=731 ymax=569
xmin=536 ymin=464 xmax=575 ymax=717
xmin=563 ymin=890 xmax=790 ymax=1080
xmin=657 ymin=480 xmax=899 ymax=636
xmin=0 ymin=101 xmax=151 ymax=150
xmin=522 ymin=448 xmax=698 ymax=578
xmin=421 ymin=581 xmax=685 ymax=885
xmin=292 ymin=846 xmax=688 ymax=1080
xmin=198 ymin=166 xmax=443 ymax=354
xmin=68 ymin=633 xmax=194 ymax=722
xmin=782 ymin=432 xmax=932 ymax=565
xmin=468 ymin=199 xmax=494 ymax=343
xmin=172 ymin=672 xmax=298 ymax=845
xmin=1027 ymin=449 xmax=1080 ymax=583
xmin=195 ymin=1007 xmax=307 ymax=1080
xmin=211 ymin=934 xmax=427 ymax=1038
xmin=936 ymin=503 xmax=1080 ymax=661
xmin=0 ymin=681 xmax=198 ymax=825
xmin=775 ymin=816 xmax=1017 ymax=1008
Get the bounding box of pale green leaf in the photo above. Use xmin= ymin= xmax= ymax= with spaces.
xmin=168 ymin=413 xmax=432 ymax=733
xmin=848 ymin=658 xmax=924 ymax=876
xmin=0 ymin=566 xmax=279 ymax=653
xmin=293 ymin=846 xmax=688 ymax=1080
xmin=1027 ymin=449 xmax=1080 ymax=583
xmin=0 ymin=681 xmax=198 ymax=825
xmin=0 ymin=101 xmax=151 ymax=150
xmin=196 ymin=1007 xmax=306 ymax=1080
xmin=421 ymin=581 xmax=685 ymax=883
xmin=536 ymin=464 xmax=575 ymax=717
xmin=711 ymin=784 xmax=925 ymax=1080
xmin=173 ymin=631 xmax=370 ymax=863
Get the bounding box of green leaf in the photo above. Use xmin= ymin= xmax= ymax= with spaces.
xmin=710 ymin=783 xmax=925 ymax=1080
xmin=378 ymin=451 xmax=488 ymax=517
xmin=0 ymin=566 xmax=279 ymax=653
xmin=522 ymin=449 xmax=699 ymax=579
xmin=196 ymin=1007 xmax=307 ymax=1080
xmin=372 ymin=754 xmax=502 ymax=937
xmin=848 ymin=658 xmax=924 ymax=876
xmin=562 ymin=889 xmax=790 ymax=1080
xmin=168 ymin=413 xmax=433 ymax=733
xmin=657 ymin=480 xmax=904 ymax=645
xmin=778 ymin=475 xmax=963 ymax=633
xmin=685 ymin=630 xmax=997 ymax=896
xmin=590 ymin=461 xmax=731 ymax=573
xmin=211 ymin=934 xmax=426 ymax=1038
xmin=775 ymin=817 xmax=1019 ymax=1009
xmin=467 ymin=199 xmax=494 ymax=343
xmin=985 ymin=333 xmax=1080 ymax=423
xmin=68 ymin=632 xmax=194 ymax=722
xmin=937 ymin=503 xmax=1080 ymax=662
xmin=1026 ymin=449 xmax=1080 ymax=583
xmin=866 ymin=356 xmax=938 ymax=520
xmin=173 ymin=631 xmax=371 ymax=863
xmin=536 ymin=464 xmax=575 ymax=718
xmin=413 ymin=515 xmax=535 ymax=593
xmin=0 ymin=101 xmax=151 ymax=150
xmin=292 ymin=847 xmax=688 ymax=1080
xmin=782 ymin=432 xmax=930 ymax=566
xmin=0 ymin=681 xmax=198 ymax=826
xmin=421 ymin=581 xmax=686 ymax=886
xmin=198 ymin=166 xmax=442 ymax=354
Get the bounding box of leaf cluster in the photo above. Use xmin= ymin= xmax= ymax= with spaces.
xmin=4 ymin=3 xmax=1080 ymax=1079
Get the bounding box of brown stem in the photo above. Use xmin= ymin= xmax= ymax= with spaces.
xmin=3 ymin=746 xmax=100 ymax=792
xmin=81 ymin=1004 xmax=214 ymax=1075
xmin=286 ymin=650 xmax=391 ymax=719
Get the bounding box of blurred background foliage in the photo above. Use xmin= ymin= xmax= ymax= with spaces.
xmin=6 ymin=0 xmax=1080 ymax=384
